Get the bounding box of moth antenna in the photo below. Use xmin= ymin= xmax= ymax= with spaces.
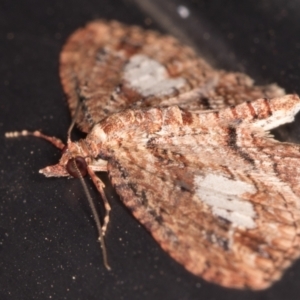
xmin=72 ymin=159 xmax=111 ymax=271
xmin=67 ymin=100 xmax=82 ymax=141
xmin=5 ymin=130 xmax=65 ymax=150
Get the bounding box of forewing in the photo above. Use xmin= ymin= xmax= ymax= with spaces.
xmin=105 ymin=107 xmax=300 ymax=290
xmin=59 ymin=20 xmax=284 ymax=133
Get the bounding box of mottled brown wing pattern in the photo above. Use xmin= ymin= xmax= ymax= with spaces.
xmin=87 ymin=95 xmax=300 ymax=289
xmin=52 ymin=20 xmax=300 ymax=289
xmin=6 ymin=19 xmax=300 ymax=291
xmin=59 ymin=20 xmax=284 ymax=133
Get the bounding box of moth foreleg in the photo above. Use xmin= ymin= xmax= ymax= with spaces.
xmin=87 ymin=167 xmax=111 ymax=236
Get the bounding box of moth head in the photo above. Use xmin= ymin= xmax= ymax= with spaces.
xmin=39 ymin=140 xmax=89 ymax=178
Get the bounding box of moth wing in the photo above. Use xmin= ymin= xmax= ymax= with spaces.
xmin=106 ymin=118 xmax=300 ymax=290
xmin=59 ymin=20 xmax=284 ymax=133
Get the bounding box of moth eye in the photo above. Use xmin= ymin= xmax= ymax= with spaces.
xmin=66 ymin=156 xmax=87 ymax=177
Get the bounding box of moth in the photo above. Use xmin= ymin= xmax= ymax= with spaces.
xmin=6 ymin=20 xmax=300 ymax=290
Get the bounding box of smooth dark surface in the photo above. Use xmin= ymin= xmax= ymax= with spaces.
xmin=1 ymin=0 xmax=300 ymax=299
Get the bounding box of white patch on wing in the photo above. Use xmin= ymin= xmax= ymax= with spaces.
xmin=194 ymin=173 xmax=257 ymax=229
xmin=123 ymin=54 xmax=186 ymax=97
xmin=254 ymin=105 xmax=300 ymax=131
xmin=252 ymin=96 xmax=300 ymax=131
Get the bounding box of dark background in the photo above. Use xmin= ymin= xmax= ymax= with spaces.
xmin=1 ymin=0 xmax=300 ymax=299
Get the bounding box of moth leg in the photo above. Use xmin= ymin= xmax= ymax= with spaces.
xmin=87 ymin=167 xmax=111 ymax=236
xmin=5 ymin=130 xmax=65 ymax=150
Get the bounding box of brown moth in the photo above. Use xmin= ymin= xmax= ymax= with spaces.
xmin=6 ymin=20 xmax=300 ymax=290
